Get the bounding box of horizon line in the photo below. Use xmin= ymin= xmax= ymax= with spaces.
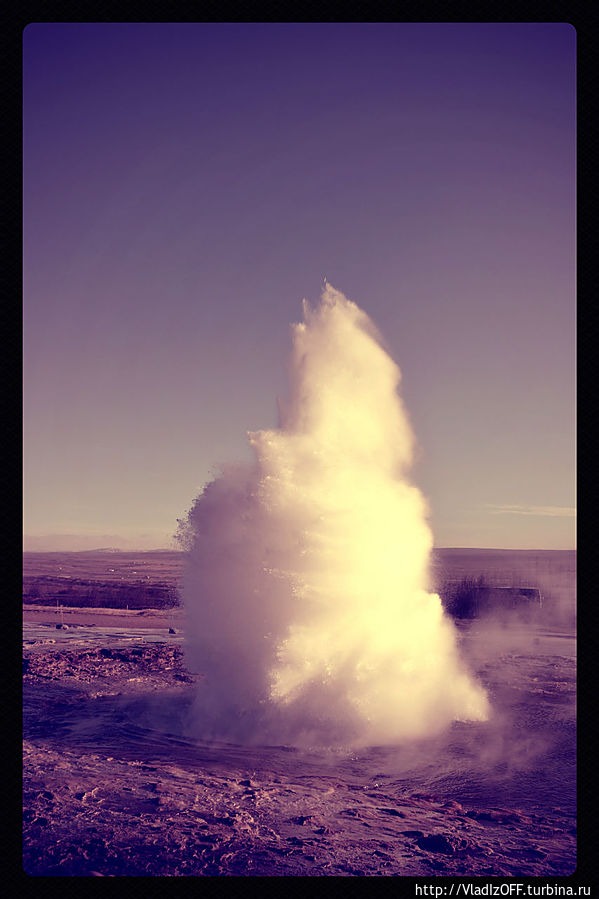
xmin=22 ymin=544 xmax=576 ymax=553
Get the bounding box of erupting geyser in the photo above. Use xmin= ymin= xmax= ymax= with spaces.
xmin=180 ymin=284 xmax=489 ymax=747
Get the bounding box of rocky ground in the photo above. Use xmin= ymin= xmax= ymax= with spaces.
xmin=23 ymin=629 xmax=576 ymax=877
xmin=25 ymin=738 xmax=575 ymax=877
xmin=23 ymin=640 xmax=193 ymax=690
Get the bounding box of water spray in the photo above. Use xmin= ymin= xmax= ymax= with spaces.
xmin=180 ymin=284 xmax=489 ymax=747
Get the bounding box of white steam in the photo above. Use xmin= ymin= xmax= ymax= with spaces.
xmin=180 ymin=284 xmax=489 ymax=747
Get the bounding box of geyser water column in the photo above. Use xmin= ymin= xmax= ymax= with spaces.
xmin=181 ymin=284 xmax=489 ymax=747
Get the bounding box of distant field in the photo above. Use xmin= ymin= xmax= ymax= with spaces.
xmin=23 ymin=548 xmax=576 ymax=624
xmin=22 ymin=551 xmax=181 ymax=610
xmin=432 ymin=548 xmax=576 ymax=625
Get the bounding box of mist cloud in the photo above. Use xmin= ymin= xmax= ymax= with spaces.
xmin=179 ymin=285 xmax=489 ymax=748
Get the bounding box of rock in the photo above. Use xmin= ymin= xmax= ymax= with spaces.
xmin=417 ymin=833 xmax=469 ymax=854
xmin=514 ymin=847 xmax=547 ymax=860
xmin=378 ymin=807 xmax=406 ymax=817
xmin=442 ymin=800 xmax=466 ymax=814
xmin=467 ymin=809 xmax=527 ymax=825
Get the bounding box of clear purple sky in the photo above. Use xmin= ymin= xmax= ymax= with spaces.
xmin=23 ymin=23 xmax=576 ymax=550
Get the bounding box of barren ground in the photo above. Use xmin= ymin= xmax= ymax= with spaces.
xmin=23 ymin=625 xmax=575 ymax=876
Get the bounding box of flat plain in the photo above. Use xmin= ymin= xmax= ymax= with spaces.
xmin=23 ymin=548 xmax=576 ymax=876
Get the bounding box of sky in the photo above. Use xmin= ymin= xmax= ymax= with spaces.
xmin=23 ymin=22 xmax=576 ymax=551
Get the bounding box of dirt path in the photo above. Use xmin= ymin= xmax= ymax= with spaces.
xmin=23 ymin=605 xmax=185 ymax=631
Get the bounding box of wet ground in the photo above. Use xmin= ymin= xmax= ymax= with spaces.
xmin=23 ymin=616 xmax=576 ymax=876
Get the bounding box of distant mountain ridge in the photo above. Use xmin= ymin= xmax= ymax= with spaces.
xmin=23 ymin=534 xmax=175 ymax=552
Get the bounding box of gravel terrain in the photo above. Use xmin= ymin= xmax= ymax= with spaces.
xmin=23 ymin=618 xmax=576 ymax=877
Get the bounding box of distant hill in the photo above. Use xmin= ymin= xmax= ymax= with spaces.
xmin=23 ymin=534 xmax=176 ymax=552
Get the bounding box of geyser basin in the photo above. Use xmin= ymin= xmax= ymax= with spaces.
xmin=180 ymin=285 xmax=489 ymax=747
